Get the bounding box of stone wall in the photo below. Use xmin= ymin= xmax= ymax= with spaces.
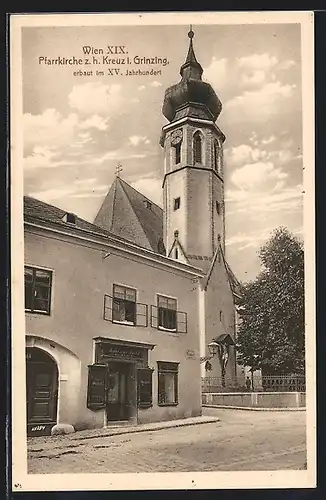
xmin=202 ymin=392 xmax=306 ymax=408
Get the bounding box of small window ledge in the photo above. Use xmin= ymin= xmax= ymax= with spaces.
xmin=112 ymin=320 xmax=136 ymax=327
xmin=158 ymin=326 xmax=177 ymax=333
xmin=158 ymin=403 xmax=179 ymax=407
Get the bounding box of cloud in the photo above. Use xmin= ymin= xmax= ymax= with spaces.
xmin=203 ymin=57 xmax=228 ymax=91
xmin=129 ymin=135 xmax=150 ymax=147
xmin=226 ymin=184 xmax=303 ymax=215
xmin=74 ymin=177 xmax=97 ymax=186
xmin=230 ymin=161 xmax=288 ymax=190
xmin=261 ymin=135 xmax=276 ymax=145
xmin=237 ymin=53 xmax=278 ymax=72
xmin=150 ymin=81 xmax=162 ymax=87
xmin=24 ymin=109 xmax=79 ymax=149
xmin=225 ymin=81 xmax=296 ymax=123
xmin=68 ymin=82 xmax=124 ymax=115
xmin=29 ymin=186 xmax=77 ymax=202
xmin=79 ymin=115 xmax=109 ymax=131
xmin=226 ymin=227 xmax=276 ymax=250
xmin=277 ymin=59 xmax=296 ymax=71
xmin=240 ymin=70 xmax=266 ymax=88
xmin=138 ymin=85 xmax=146 ymax=91
xmin=24 ymin=146 xmax=78 ymax=170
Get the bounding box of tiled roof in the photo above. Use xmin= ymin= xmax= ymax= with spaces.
xmin=24 ymin=195 xmax=119 ymax=238
xmin=94 ymin=177 xmax=165 ymax=254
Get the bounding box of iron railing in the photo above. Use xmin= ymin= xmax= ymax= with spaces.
xmin=202 ymin=375 xmax=306 ymax=393
xmin=262 ymin=375 xmax=305 ymax=392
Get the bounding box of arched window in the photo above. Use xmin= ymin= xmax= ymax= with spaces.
xmin=175 ymin=143 xmax=181 ymax=165
xmin=193 ymin=132 xmax=202 ymax=164
xmin=213 ymin=141 xmax=219 ymax=172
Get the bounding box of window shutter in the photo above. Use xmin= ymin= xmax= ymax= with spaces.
xmin=87 ymin=364 xmax=107 ymax=410
xmin=137 ymin=368 xmax=153 ymax=409
xmin=151 ymin=305 xmax=158 ymax=328
xmin=177 ymin=311 xmax=187 ymax=333
xmin=103 ymin=294 xmax=113 ymax=321
xmin=136 ymin=303 xmax=148 ymax=327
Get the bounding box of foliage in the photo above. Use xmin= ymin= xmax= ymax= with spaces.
xmin=236 ymin=227 xmax=305 ymax=375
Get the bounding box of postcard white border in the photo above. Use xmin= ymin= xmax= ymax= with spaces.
xmin=10 ymin=10 xmax=316 ymax=491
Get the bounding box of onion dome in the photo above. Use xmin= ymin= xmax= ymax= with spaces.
xmin=162 ymin=28 xmax=222 ymax=123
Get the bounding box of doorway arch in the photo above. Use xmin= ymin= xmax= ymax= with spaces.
xmin=26 ymin=347 xmax=58 ymax=435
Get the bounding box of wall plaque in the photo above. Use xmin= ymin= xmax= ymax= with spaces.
xmin=186 ymin=349 xmax=196 ymax=360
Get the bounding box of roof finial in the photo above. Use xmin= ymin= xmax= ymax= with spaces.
xmin=116 ymin=162 xmax=123 ymax=177
xmin=188 ymin=25 xmax=194 ymax=39
xmin=179 ymin=25 xmax=203 ymax=80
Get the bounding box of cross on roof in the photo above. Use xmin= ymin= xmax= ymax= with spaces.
xmin=116 ymin=162 xmax=123 ymax=177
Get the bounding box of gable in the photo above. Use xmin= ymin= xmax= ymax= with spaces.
xmin=167 ymin=238 xmax=189 ymax=265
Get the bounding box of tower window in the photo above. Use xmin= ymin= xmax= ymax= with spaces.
xmin=175 ymin=248 xmax=179 ymax=260
xmin=175 ymin=143 xmax=181 ymax=165
xmin=174 ymin=197 xmax=181 ymax=211
xmin=213 ymin=141 xmax=219 ymax=172
xmin=193 ymin=132 xmax=202 ymax=164
xmin=216 ymin=201 xmax=220 ymax=214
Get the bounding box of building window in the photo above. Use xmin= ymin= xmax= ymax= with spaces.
xmin=174 ymin=197 xmax=180 ymax=211
xmin=144 ymin=200 xmax=152 ymax=210
xmin=24 ymin=266 xmax=52 ymax=315
xmin=175 ymin=143 xmax=181 ymax=164
xmin=62 ymin=212 xmax=77 ymax=224
xmin=158 ymin=361 xmax=179 ymax=406
xmin=157 ymin=295 xmax=177 ymax=331
xmin=216 ymin=201 xmax=220 ymax=214
xmin=112 ymin=284 xmax=137 ymax=325
xmin=193 ymin=132 xmax=202 ymax=164
xmin=104 ymin=291 xmax=148 ymax=327
xmin=150 ymin=298 xmax=187 ymax=333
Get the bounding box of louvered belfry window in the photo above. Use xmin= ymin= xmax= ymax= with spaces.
xmin=193 ymin=132 xmax=202 ymax=164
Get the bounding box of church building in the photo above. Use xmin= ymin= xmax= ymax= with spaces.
xmin=24 ymin=29 xmax=241 ymax=436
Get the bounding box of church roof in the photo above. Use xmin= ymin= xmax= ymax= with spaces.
xmin=93 ymin=176 xmax=165 ymax=255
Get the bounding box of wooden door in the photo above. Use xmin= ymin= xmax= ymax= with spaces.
xmin=26 ymin=348 xmax=58 ymax=435
xmin=106 ymin=363 xmax=130 ymax=421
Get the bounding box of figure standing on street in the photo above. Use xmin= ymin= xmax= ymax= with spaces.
xmin=246 ymin=376 xmax=252 ymax=391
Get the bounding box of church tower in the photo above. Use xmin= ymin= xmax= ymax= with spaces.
xmin=160 ymin=28 xmax=226 ymax=271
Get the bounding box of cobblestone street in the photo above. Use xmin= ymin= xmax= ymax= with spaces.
xmin=27 ymin=409 xmax=306 ymax=474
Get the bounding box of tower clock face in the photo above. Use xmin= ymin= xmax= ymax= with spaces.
xmin=171 ymin=129 xmax=183 ymax=146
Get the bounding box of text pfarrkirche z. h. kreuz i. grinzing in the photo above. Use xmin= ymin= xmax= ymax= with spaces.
xmin=38 ymin=56 xmax=169 ymax=66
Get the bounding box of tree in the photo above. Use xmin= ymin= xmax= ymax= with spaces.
xmin=236 ymin=227 xmax=305 ymax=375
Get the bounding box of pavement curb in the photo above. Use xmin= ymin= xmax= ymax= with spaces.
xmin=73 ymin=417 xmax=221 ymax=441
xmin=203 ymin=404 xmax=306 ymax=411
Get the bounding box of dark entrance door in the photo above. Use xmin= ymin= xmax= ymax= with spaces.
xmin=26 ymin=347 xmax=58 ymax=436
xmin=106 ymin=362 xmax=133 ymax=421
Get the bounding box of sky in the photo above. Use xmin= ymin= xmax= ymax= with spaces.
xmin=22 ymin=21 xmax=304 ymax=282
